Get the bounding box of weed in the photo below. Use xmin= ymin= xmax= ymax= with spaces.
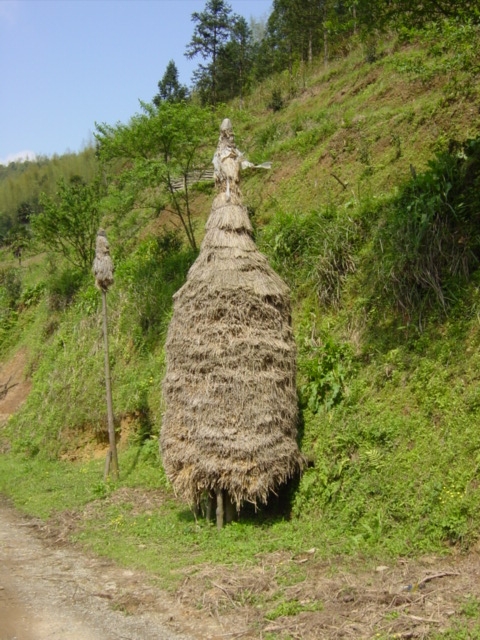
xmin=299 ymin=334 xmax=355 ymax=413
xmin=268 ymin=89 xmax=284 ymax=112
xmin=460 ymin=595 xmax=480 ymax=618
xmin=265 ymin=598 xmax=322 ymax=620
xmin=369 ymin=136 xmax=480 ymax=323
xmin=260 ymin=206 xmax=359 ymax=308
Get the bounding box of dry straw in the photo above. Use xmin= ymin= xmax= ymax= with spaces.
xmin=161 ymin=119 xmax=303 ymax=510
xmin=93 ymin=229 xmax=114 ymax=292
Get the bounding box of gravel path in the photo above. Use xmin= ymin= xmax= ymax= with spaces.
xmin=0 ymin=497 xmax=218 ymax=640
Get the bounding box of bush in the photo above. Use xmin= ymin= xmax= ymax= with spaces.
xmin=267 ymin=88 xmax=284 ymax=112
xmin=115 ymin=230 xmax=195 ymax=350
xmin=372 ymin=137 xmax=480 ymax=319
xmin=299 ymin=335 xmax=355 ymax=413
xmin=47 ymin=268 xmax=85 ymax=311
xmin=260 ymin=207 xmax=359 ymax=308
xmin=0 ymin=267 xmax=22 ymax=309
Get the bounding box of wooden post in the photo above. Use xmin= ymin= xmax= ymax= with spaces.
xmin=216 ymin=488 xmax=224 ymax=530
xmin=102 ymin=288 xmax=119 ymax=480
xmin=93 ymin=229 xmax=118 ymax=481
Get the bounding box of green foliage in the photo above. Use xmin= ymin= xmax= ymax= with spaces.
xmin=265 ymin=598 xmax=322 ymax=620
xmin=299 ymin=334 xmax=355 ymax=412
xmin=96 ymin=101 xmax=217 ymax=252
xmin=0 ymin=149 xmax=98 ymax=235
xmin=260 ymin=206 xmax=359 ymax=308
xmin=0 ymin=267 xmax=21 ymax=345
xmin=46 ymin=267 xmax=86 ymax=311
xmin=293 ymin=329 xmax=480 ymax=554
xmin=115 ymin=230 xmax=195 ymax=350
xmin=185 ymin=0 xmax=236 ymax=105
xmin=371 ymin=137 xmax=480 ymax=319
xmin=268 ymin=88 xmax=284 ymax=112
xmin=33 ymin=176 xmax=102 ymax=272
xmin=0 ymin=266 xmax=22 ymax=309
xmin=153 ymin=59 xmax=189 ymax=105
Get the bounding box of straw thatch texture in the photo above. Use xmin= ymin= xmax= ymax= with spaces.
xmin=93 ymin=229 xmax=114 ymax=291
xmin=161 ymin=124 xmax=303 ymax=508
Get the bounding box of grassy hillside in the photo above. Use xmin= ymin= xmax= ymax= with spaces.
xmin=1 ymin=24 xmax=480 ymax=638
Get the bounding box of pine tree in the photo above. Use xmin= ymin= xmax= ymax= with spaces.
xmin=153 ymin=60 xmax=189 ymax=105
xmin=185 ymin=0 xmax=235 ymax=105
xmin=216 ymin=16 xmax=254 ymax=104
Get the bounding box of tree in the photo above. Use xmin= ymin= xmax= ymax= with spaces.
xmin=95 ymin=102 xmax=217 ymax=252
xmin=4 ymin=224 xmax=30 ymax=265
xmin=216 ymin=16 xmax=254 ymax=104
xmin=153 ymin=60 xmax=189 ymax=105
xmin=349 ymin=0 xmax=479 ymax=33
xmin=185 ymin=0 xmax=235 ymax=105
xmin=265 ymin=0 xmax=339 ymax=72
xmin=32 ymin=176 xmax=102 ymax=272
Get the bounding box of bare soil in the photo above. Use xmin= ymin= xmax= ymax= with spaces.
xmin=0 ymin=349 xmax=31 ymax=428
xmin=2 ymin=493 xmax=480 ymax=640
xmin=0 ymin=495 xmax=226 ymax=640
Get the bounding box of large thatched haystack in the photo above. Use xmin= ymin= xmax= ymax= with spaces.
xmin=161 ymin=119 xmax=303 ymax=511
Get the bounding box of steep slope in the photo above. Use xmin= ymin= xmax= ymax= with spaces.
xmin=1 ymin=26 xmax=480 ymax=560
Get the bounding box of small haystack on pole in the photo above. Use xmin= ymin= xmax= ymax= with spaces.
xmin=93 ymin=229 xmax=119 ymax=481
xmin=161 ymin=119 xmax=303 ymax=528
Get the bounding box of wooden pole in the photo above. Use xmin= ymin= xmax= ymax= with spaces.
xmin=102 ymin=288 xmax=119 ymax=480
xmin=216 ymin=488 xmax=224 ymax=530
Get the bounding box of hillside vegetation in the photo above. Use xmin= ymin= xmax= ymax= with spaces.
xmin=1 ymin=19 xmax=480 ymax=639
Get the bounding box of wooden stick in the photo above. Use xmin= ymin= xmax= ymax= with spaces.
xmin=331 ymin=172 xmax=348 ymax=189
xmin=102 ymin=289 xmax=119 ymax=480
xmin=216 ymin=488 xmax=224 ymax=530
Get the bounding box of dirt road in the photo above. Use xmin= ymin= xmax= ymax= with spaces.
xmin=0 ymin=497 xmax=220 ymax=640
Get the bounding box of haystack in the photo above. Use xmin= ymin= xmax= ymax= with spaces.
xmin=161 ymin=119 xmax=303 ymax=511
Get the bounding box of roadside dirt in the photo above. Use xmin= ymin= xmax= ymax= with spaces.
xmin=0 ymin=349 xmax=31 ymax=429
xmin=0 ymin=496 xmax=223 ymax=640
xmin=2 ymin=492 xmax=480 ymax=640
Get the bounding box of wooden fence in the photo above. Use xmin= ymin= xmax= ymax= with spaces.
xmin=170 ymin=168 xmax=215 ymax=192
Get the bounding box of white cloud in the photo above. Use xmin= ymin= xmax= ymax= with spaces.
xmin=0 ymin=150 xmax=37 ymax=166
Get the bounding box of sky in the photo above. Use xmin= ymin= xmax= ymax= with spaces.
xmin=0 ymin=0 xmax=272 ymax=165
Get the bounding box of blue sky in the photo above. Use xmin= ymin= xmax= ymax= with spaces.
xmin=0 ymin=0 xmax=272 ymax=165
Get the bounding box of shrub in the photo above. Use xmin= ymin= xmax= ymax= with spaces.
xmin=372 ymin=136 xmax=480 ymax=319
xmin=0 ymin=267 xmax=22 ymax=309
xmin=115 ymin=229 xmax=195 ymax=350
xmin=260 ymin=207 xmax=359 ymax=308
xmin=47 ymin=268 xmax=85 ymax=311
xmin=267 ymin=88 xmax=284 ymax=112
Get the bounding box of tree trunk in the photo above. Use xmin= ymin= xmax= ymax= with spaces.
xmin=102 ymin=289 xmax=119 ymax=481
